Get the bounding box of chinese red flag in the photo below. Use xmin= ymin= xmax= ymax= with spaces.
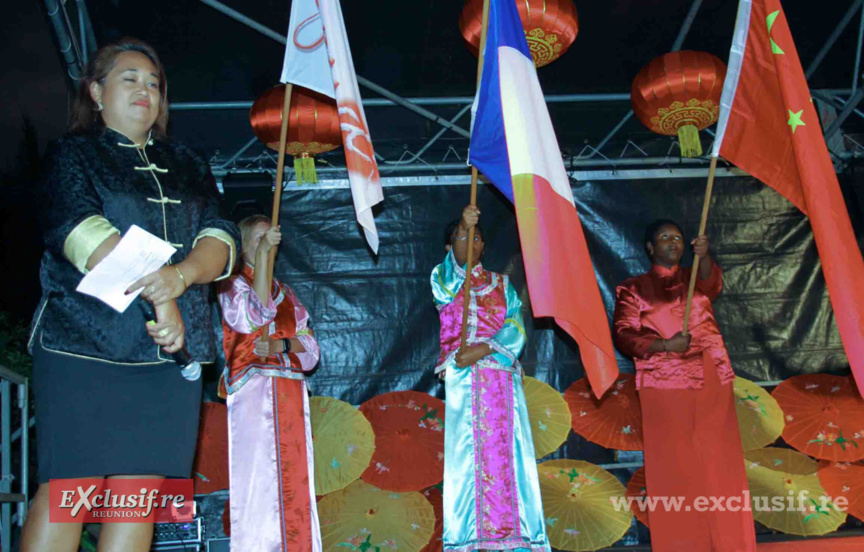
xmin=714 ymin=0 xmax=864 ymax=394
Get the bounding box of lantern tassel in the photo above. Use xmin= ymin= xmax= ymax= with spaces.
xmin=294 ymin=154 xmax=318 ymax=185
xmin=677 ymin=124 xmax=703 ymax=158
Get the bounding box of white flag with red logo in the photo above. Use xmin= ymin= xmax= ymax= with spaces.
xmin=281 ymin=0 xmax=383 ymax=253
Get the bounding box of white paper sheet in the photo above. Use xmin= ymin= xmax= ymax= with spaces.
xmin=76 ymin=225 xmax=177 ymax=313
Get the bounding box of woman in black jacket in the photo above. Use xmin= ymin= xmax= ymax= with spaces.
xmin=22 ymin=38 xmax=239 ymax=552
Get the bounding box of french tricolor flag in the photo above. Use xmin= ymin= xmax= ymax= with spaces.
xmin=469 ymin=0 xmax=618 ymax=397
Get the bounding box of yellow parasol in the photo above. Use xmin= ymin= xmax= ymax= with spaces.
xmin=733 ymin=376 xmax=785 ymax=451
xmin=318 ymin=479 xmax=436 ymax=552
xmin=310 ymin=396 xmax=376 ymax=495
xmin=537 ymin=459 xmax=632 ymax=551
xmin=744 ymin=447 xmax=847 ymax=536
xmin=523 ymin=376 xmax=572 ymax=458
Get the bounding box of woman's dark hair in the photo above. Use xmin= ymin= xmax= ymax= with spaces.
xmin=444 ymin=219 xmax=484 ymax=246
xmin=69 ymin=38 xmax=169 ymax=137
xmin=643 ymin=218 xmax=683 ymax=258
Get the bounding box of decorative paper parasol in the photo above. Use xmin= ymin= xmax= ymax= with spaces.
xmin=192 ymin=401 xmax=229 ymax=494
xmin=564 ymin=374 xmax=642 ymax=451
xmin=310 ymin=396 xmax=376 ymax=495
xmin=818 ymin=461 xmax=864 ymax=521
xmin=734 ymin=376 xmax=785 ymax=451
xmin=772 ymin=374 xmax=864 ymax=462
xmin=318 ymin=480 xmax=436 ymax=552
xmin=359 ymin=391 xmax=445 ymax=491
xmin=419 ymin=486 xmax=443 ymax=552
xmin=624 ymin=467 xmax=649 ymax=527
xmin=523 ymin=376 xmax=572 ymax=458
xmin=537 ymin=459 xmax=632 ymax=551
xmin=744 ymin=447 xmax=846 ymax=536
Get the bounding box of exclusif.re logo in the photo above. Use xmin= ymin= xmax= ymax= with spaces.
xmin=49 ymin=478 xmax=194 ymax=523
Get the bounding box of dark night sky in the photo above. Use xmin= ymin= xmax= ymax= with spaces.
xmin=0 ymin=0 xmax=67 ymax=170
xmin=0 ymin=0 xmax=862 ymax=322
xmin=3 ymin=0 xmax=862 ymax=170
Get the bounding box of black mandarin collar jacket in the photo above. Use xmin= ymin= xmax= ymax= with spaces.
xmin=30 ymin=127 xmax=240 ymax=364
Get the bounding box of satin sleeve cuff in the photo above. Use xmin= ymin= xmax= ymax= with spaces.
xmin=695 ymin=261 xmax=723 ymax=300
xmin=193 ymin=228 xmax=237 ymax=280
xmin=292 ymin=333 xmax=320 ymax=372
xmin=486 ymin=280 xmax=527 ymax=365
xmin=430 ymin=250 xmax=467 ymax=307
xmin=613 ymin=284 xmax=658 ymax=359
xmin=218 ymin=277 xmax=277 ymax=334
xmin=62 ymin=215 xmax=121 ymax=274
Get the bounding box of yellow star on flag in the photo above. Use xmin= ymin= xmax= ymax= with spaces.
xmin=767 ymin=11 xmax=785 ymax=54
xmin=787 ymin=109 xmax=805 ymax=133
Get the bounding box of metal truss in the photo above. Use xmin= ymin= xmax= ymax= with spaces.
xmin=42 ymin=0 xmax=864 ymax=184
xmin=42 ymin=0 xmax=97 ymax=86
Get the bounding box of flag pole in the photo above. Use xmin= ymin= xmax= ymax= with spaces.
xmin=265 ymin=83 xmax=294 ymax=294
xmin=460 ymin=0 xmax=491 ymax=350
xmin=682 ymin=155 xmax=718 ymax=335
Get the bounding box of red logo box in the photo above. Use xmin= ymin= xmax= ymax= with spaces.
xmin=49 ymin=479 xmax=193 ymax=523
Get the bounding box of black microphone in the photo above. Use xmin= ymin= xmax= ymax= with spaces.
xmin=138 ymin=298 xmax=201 ymax=381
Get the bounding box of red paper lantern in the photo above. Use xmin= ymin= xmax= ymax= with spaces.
xmin=631 ymin=51 xmax=727 ymax=157
xmin=249 ymin=84 xmax=341 ymax=184
xmin=459 ymin=0 xmax=579 ymax=68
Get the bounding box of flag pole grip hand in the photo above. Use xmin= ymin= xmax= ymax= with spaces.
xmin=682 ymin=156 xmax=719 ymax=335
xmin=459 ymin=0 xmax=489 ymax=352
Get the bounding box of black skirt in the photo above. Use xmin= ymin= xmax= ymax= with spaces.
xmin=33 ymin=340 xmax=202 ymax=483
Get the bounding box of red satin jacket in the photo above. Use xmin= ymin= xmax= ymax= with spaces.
xmin=218 ymin=264 xmax=319 ymax=396
xmin=613 ymin=262 xmax=735 ymax=390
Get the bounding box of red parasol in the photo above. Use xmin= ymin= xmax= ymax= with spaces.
xmin=419 ymin=486 xmax=443 ymax=552
xmin=772 ymin=375 xmax=864 ymax=462
xmin=359 ymin=391 xmax=446 ymax=491
xmin=564 ymin=374 xmax=643 ymax=450
xmin=625 ymin=467 xmax=650 ymax=527
xmin=191 ymin=401 xmax=229 ymax=494
xmin=818 ymin=460 xmax=864 ymax=521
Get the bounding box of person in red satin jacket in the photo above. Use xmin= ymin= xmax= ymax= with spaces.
xmin=613 ymin=219 xmax=756 ymax=552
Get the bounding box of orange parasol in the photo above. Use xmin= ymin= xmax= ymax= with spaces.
xmin=772 ymin=374 xmax=864 ymax=462
xmin=564 ymin=374 xmax=642 ymax=451
xmin=192 ymin=401 xmax=229 ymax=494
xmin=538 ymin=459 xmax=633 ymax=551
xmin=818 ymin=460 xmax=864 ymax=521
xmin=624 ymin=467 xmax=649 ymax=527
xmin=419 ymin=486 xmax=443 ymax=552
xmin=734 ymin=376 xmax=785 ymax=451
xmin=744 ymin=447 xmax=847 ymax=536
xmin=310 ymin=396 xmax=376 ymax=495
xmin=359 ymin=391 xmax=445 ymax=491
xmin=523 ymin=376 xmax=572 ymax=458
xmin=318 ymin=480 xmax=436 ymax=552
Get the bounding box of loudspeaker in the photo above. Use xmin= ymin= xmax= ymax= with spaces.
xmin=221 ymin=172 xmax=274 ymax=223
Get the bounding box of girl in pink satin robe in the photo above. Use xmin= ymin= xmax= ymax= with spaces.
xmin=218 ymin=215 xmax=321 ymax=552
xmin=432 ymin=206 xmax=550 ymax=552
xmin=613 ymin=219 xmax=756 ymax=552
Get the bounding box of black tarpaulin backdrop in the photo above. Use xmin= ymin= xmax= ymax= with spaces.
xmin=220 ymin=175 xmax=854 ymax=406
